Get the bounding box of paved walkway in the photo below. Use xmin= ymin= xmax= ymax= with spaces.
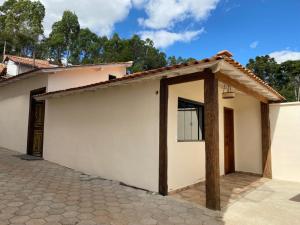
xmin=0 ymin=148 xmax=222 ymax=225
xmin=1 ymin=148 xmax=300 ymax=225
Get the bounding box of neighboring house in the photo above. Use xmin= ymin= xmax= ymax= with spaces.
xmin=3 ymin=55 xmax=58 ymax=76
xmin=1 ymin=50 xmax=298 ymax=211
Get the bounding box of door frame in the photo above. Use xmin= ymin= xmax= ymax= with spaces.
xmin=27 ymin=87 xmax=46 ymax=156
xmin=223 ymin=107 xmax=235 ymax=174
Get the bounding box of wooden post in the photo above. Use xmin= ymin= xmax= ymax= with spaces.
xmin=204 ymin=71 xmax=221 ymax=210
xmin=159 ymin=79 xmax=168 ymax=195
xmin=261 ymin=102 xmax=272 ymax=178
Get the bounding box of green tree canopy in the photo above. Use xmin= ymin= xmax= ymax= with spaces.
xmin=246 ymin=55 xmax=300 ymax=102
xmin=0 ymin=0 xmax=45 ymax=56
xmin=47 ymin=10 xmax=80 ymax=64
xmin=280 ymin=60 xmax=300 ymax=101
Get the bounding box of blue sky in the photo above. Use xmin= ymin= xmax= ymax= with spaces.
xmin=2 ymin=0 xmax=299 ymax=64
xmin=114 ymin=0 xmax=300 ymax=64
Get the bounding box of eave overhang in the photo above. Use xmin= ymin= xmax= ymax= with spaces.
xmin=34 ymin=56 xmax=285 ymax=102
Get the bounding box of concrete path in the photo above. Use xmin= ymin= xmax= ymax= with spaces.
xmin=0 ymin=148 xmax=300 ymax=225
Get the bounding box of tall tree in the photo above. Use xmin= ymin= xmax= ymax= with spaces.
xmin=246 ymin=55 xmax=282 ymax=88
xmin=47 ymin=10 xmax=80 ymax=64
xmin=246 ymin=55 xmax=299 ymax=101
xmin=70 ymin=28 xmax=101 ymax=64
xmin=280 ymin=60 xmax=300 ymax=101
xmin=0 ymin=0 xmax=45 ymax=56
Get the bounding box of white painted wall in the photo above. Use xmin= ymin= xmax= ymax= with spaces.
xmin=6 ymin=60 xmax=34 ymax=76
xmin=43 ymin=79 xmax=160 ymax=192
xmin=0 ymin=75 xmax=48 ymax=153
xmin=270 ymin=102 xmax=300 ymax=182
xmin=0 ymin=64 xmax=127 ymax=154
xmin=168 ymin=81 xmax=262 ymax=191
xmin=47 ymin=66 xmax=126 ymax=92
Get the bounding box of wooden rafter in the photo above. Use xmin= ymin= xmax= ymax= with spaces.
xmin=216 ymin=72 xmax=269 ymax=103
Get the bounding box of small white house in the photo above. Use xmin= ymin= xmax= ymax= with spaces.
xmin=0 ymin=51 xmax=299 ymax=210
xmin=3 ymin=55 xmax=58 ymax=76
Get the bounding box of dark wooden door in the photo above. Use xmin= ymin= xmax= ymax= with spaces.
xmin=27 ymin=88 xmax=46 ymax=157
xmin=224 ymin=107 xmax=235 ymax=174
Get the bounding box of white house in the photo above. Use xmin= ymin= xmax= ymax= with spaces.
xmin=0 ymin=51 xmax=299 ymax=211
xmin=3 ymin=55 xmax=58 ymax=76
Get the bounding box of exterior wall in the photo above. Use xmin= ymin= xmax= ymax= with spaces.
xmin=47 ymin=66 xmax=126 ymax=92
xmin=168 ymin=80 xmax=262 ymax=191
xmin=43 ymin=79 xmax=160 ymax=192
xmin=6 ymin=60 xmax=34 ymax=76
xmin=270 ymin=102 xmax=300 ymax=182
xmin=0 ymin=75 xmax=48 ymax=153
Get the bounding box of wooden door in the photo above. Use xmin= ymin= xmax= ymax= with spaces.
xmin=27 ymin=88 xmax=46 ymax=157
xmin=224 ymin=107 xmax=235 ymax=174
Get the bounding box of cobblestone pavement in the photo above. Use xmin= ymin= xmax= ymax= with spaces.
xmin=1 ymin=148 xmax=300 ymax=225
xmin=0 ymin=148 xmax=222 ymax=225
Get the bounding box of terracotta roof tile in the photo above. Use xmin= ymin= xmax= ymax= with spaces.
xmin=35 ymin=52 xmax=285 ymax=101
xmin=4 ymin=55 xmax=57 ymax=69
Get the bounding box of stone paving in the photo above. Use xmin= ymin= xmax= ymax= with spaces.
xmin=1 ymin=147 xmax=300 ymax=225
xmin=0 ymin=148 xmax=222 ymax=225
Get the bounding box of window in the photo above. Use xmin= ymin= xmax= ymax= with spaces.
xmin=177 ymin=98 xmax=204 ymax=141
xmin=109 ymin=75 xmax=117 ymax=80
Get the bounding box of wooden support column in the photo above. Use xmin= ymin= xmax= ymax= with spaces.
xmin=204 ymin=71 xmax=221 ymax=210
xmin=261 ymin=102 xmax=272 ymax=178
xmin=159 ymin=78 xmax=168 ymax=195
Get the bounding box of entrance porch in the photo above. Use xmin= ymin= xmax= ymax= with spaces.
xmin=172 ymin=173 xmax=269 ymax=209
xmin=159 ymin=51 xmax=280 ymax=210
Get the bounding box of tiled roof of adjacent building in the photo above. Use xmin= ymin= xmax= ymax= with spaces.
xmin=4 ymin=55 xmax=57 ymax=69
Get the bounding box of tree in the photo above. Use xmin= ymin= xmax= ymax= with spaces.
xmin=99 ymin=34 xmax=167 ymax=72
xmin=246 ymin=55 xmax=283 ymax=89
xmin=246 ymin=55 xmax=300 ymax=102
xmin=280 ymin=61 xmax=300 ymax=101
xmin=167 ymin=56 xmax=196 ymax=65
xmin=70 ymin=28 xmax=101 ymax=64
xmin=0 ymin=0 xmax=45 ymax=56
xmin=47 ymin=10 xmax=80 ymax=64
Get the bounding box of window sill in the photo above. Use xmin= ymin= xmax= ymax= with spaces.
xmin=177 ymin=140 xmax=205 ymax=143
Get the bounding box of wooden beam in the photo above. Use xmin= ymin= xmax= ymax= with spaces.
xmin=166 ymin=71 xmax=208 ymax=86
xmin=216 ymin=72 xmax=269 ymax=103
xmin=261 ymin=102 xmax=272 ymax=178
xmin=204 ymin=71 xmax=221 ymax=210
xmin=159 ymin=79 xmax=168 ymax=195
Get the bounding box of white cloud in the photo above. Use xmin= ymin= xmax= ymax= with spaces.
xmin=250 ymin=41 xmax=259 ymax=49
xmin=139 ymin=29 xmax=204 ymax=48
xmin=40 ymin=0 xmax=133 ymax=36
xmin=0 ymin=0 xmax=218 ymax=47
xmin=137 ymin=0 xmax=220 ymax=29
xmin=269 ymin=50 xmax=300 ymax=63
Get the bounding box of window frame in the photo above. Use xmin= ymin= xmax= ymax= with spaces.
xmin=177 ymin=97 xmax=205 ymax=142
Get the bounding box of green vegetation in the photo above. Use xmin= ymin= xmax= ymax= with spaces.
xmin=0 ymin=0 xmax=178 ymax=72
xmin=247 ymin=56 xmax=300 ymax=101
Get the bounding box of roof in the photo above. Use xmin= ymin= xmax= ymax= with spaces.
xmin=4 ymin=55 xmax=57 ymax=69
xmin=34 ymin=51 xmax=285 ymax=102
xmin=0 ymin=61 xmax=133 ymax=87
